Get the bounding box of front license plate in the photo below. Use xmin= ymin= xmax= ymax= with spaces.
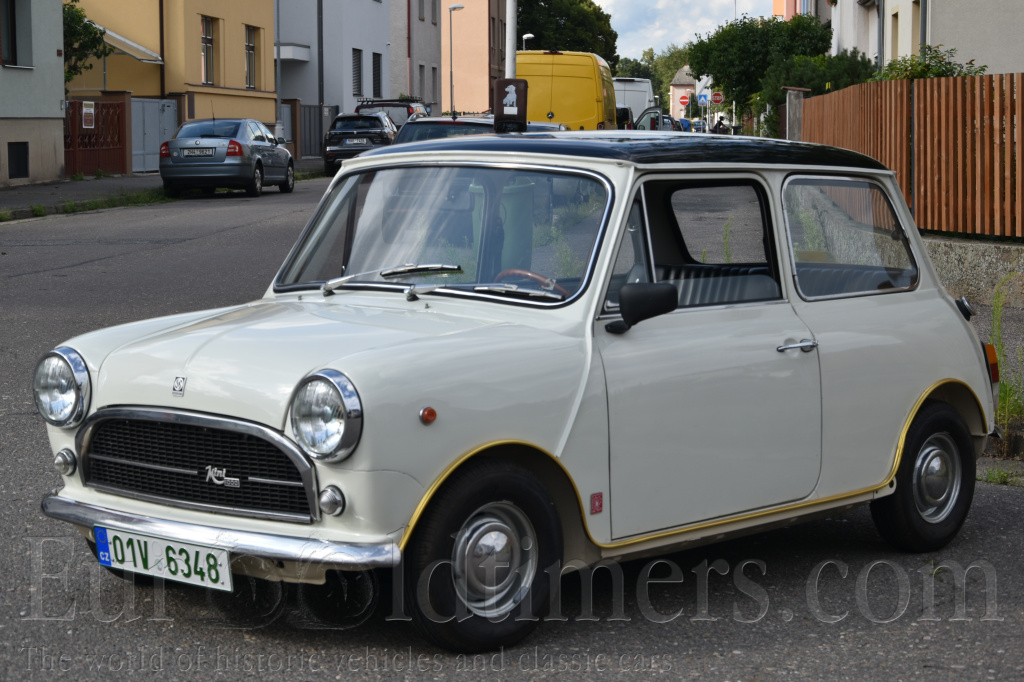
xmin=182 ymin=147 xmax=215 ymax=157
xmin=95 ymin=527 xmax=233 ymax=592
xmin=344 ymin=138 xmax=368 ymax=145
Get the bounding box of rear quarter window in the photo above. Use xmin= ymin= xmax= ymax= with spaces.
xmin=783 ymin=176 xmax=918 ymax=299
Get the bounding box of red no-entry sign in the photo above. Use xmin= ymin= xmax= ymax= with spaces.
xmin=711 ymin=92 xmax=724 ymax=105
xmin=679 ymin=94 xmax=689 ymax=106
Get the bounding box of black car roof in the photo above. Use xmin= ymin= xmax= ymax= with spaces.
xmin=362 ymin=131 xmax=887 ymax=170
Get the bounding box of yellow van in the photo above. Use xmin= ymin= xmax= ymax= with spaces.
xmin=516 ymin=51 xmax=616 ymax=131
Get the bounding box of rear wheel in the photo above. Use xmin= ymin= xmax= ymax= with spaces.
xmin=162 ymin=181 xmax=181 ymax=198
xmin=246 ymin=165 xmax=263 ymax=197
xmin=280 ymin=162 xmax=295 ymax=193
xmin=871 ymin=403 xmax=975 ymax=552
xmin=404 ymin=459 xmax=561 ymax=652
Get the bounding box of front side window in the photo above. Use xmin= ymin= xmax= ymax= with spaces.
xmin=783 ymin=176 xmax=918 ymax=299
xmin=201 ymin=16 xmax=214 ymax=85
xmin=244 ymin=26 xmax=256 ymax=89
xmin=635 ymin=179 xmax=782 ymax=308
xmin=278 ymin=166 xmax=610 ymax=305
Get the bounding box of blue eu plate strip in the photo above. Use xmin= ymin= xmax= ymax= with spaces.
xmin=95 ymin=527 xmax=112 ymax=566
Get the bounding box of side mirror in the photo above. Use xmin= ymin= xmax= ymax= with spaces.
xmin=606 ymin=283 xmax=678 ymax=334
xmin=277 ymin=137 xmax=286 ymax=145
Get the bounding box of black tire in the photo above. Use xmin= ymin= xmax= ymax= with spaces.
xmin=404 ymin=459 xmax=562 ymax=652
xmin=162 ymin=181 xmax=181 ymax=198
xmin=201 ymin=187 xmax=216 ymax=196
xmin=246 ymin=165 xmax=263 ymax=197
xmin=871 ymin=402 xmax=976 ymax=552
xmin=280 ymin=162 xmax=295 ymax=193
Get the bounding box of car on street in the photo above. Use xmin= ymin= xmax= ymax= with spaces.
xmin=392 ymin=116 xmax=569 ymax=144
xmin=354 ymin=99 xmax=428 ymax=128
xmin=691 ymin=119 xmax=708 ymax=132
xmin=38 ymin=132 xmax=998 ymax=654
xmin=323 ymin=112 xmax=398 ymax=176
xmin=159 ymin=118 xmax=294 ymax=197
xmin=662 ymin=114 xmax=683 ymax=131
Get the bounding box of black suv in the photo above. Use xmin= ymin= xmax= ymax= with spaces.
xmin=322 ymin=112 xmax=397 ymax=175
xmin=353 ymin=99 xmax=429 ymax=128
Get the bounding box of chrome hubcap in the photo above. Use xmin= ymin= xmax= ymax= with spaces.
xmin=452 ymin=502 xmax=537 ymax=618
xmin=912 ymin=433 xmax=961 ymax=523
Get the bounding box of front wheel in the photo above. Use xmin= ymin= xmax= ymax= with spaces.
xmin=246 ymin=165 xmax=263 ymax=197
xmin=870 ymin=403 xmax=975 ymax=552
xmin=404 ymin=459 xmax=562 ymax=652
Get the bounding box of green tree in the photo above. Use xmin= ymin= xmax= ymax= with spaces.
xmin=689 ymin=14 xmax=831 ymax=115
xmin=870 ymin=44 xmax=986 ymax=81
xmin=615 ymin=57 xmax=653 ymax=80
xmin=63 ymin=0 xmax=113 ymax=92
xmin=754 ymin=49 xmax=876 ymax=137
xmin=518 ymin=0 xmax=619 ymax=72
xmin=652 ymin=43 xmax=690 ymax=107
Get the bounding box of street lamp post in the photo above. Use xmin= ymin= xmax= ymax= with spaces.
xmin=448 ymin=4 xmax=464 ymax=119
xmin=522 ymin=33 xmax=534 ymax=50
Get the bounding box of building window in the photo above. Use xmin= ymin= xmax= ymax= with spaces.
xmin=8 ymin=141 xmax=28 ymax=179
xmin=372 ymin=52 xmax=382 ymax=98
xmin=352 ymin=48 xmax=363 ymax=97
xmin=201 ymin=16 xmax=214 ymax=85
xmin=419 ymin=64 xmax=425 ymax=100
xmin=431 ymin=0 xmax=438 ymax=25
xmin=432 ymin=67 xmax=437 ymax=104
xmin=244 ymin=26 xmax=256 ymax=89
xmin=0 ymin=0 xmax=17 ymax=65
xmin=418 ymin=0 xmax=424 ymax=21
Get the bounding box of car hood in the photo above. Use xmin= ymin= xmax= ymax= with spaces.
xmin=89 ymin=299 xmax=506 ymax=428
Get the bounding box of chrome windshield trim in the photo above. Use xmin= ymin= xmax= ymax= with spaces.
xmin=42 ymin=492 xmax=400 ymax=569
xmin=274 ymin=161 xmax=615 ymax=309
xmin=76 ymin=407 xmax=319 ymax=524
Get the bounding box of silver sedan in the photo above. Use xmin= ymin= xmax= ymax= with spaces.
xmin=159 ymin=118 xmax=294 ymax=197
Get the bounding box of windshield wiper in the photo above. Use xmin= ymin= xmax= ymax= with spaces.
xmin=322 ymin=263 xmax=462 ymax=296
xmin=472 ymin=284 xmax=565 ymax=301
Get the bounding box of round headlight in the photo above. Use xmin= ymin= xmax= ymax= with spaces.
xmin=290 ymin=370 xmax=362 ymax=461
xmin=33 ymin=347 xmax=91 ymax=427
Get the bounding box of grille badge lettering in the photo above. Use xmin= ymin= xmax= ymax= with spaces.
xmin=205 ymin=465 xmax=241 ymax=488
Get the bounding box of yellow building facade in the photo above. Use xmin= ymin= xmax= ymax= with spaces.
xmin=68 ymin=0 xmax=276 ymax=124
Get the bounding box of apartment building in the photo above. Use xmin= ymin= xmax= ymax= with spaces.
xmin=0 ymin=0 xmax=66 ymax=185
xmin=390 ymin=0 xmax=443 ymax=110
xmin=442 ymin=0 xmax=506 ymax=114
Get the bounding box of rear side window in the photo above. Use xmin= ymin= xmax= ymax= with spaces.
xmin=783 ymin=177 xmax=918 ymax=299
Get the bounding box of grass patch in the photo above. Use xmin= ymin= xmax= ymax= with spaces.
xmin=990 ymin=274 xmax=1024 ymax=457
xmin=71 ymin=171 xmax=85 ymax=181
xmin=31 ymin=204 xmax=46 ymax=217
xmin=79 ymin=188 xmax=174 ymax=212
xmin=295 ymin=169 xmax=326 ymax=182
xmin=0 ymin=209 xmax=11 ymax=222
xmin=94 ymin=168 xmax=108 ymax=179
xmin=63 ymin=200 xmax=78 ymax=214
xmin=978 ymin=468 xmax=1022 ymax=486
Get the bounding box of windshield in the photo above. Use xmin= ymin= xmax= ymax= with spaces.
xmin=177 ymin=120 xmax=243 ymax=138
xmin=278 ymin=166 xmax=610 ymax=303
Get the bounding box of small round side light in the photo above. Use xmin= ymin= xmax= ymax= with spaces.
xmin=318 ymin=486 xmax=346 ymax=516
xmin=54 ymin=449 xmax=77 ymax=477
xmin=419 ymin=407 xmax=437 ymax=425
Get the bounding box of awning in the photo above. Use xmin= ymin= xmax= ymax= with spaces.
xmin=92 ymin=22 xmax=163 ymax=64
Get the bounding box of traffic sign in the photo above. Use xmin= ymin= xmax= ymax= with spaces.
xmin=697 ymin=93 xmax=709 ymax=106
xmin=679 ymin=94 xmax=689 ymax=106
xmin=711 ymin=91 xmax=724 ymax=105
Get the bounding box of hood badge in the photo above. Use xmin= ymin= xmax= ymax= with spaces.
xmin=172 ymin=376 xmax=187 ymax=397
xmin=205 ymin=466 xmax=241 ymax=488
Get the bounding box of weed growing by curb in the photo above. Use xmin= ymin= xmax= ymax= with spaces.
xmin=978 ymin=468 xmax=1022 ymax=486
xmin=63 ymin=200 xmax=78 ymax=214
xmin=0 ymin=209 xmax=11 ymax=222
xmin=31 ymin=204 xmax=46 ymax=217
xmin=71 ymin=172 xmax=85 ymax=181
xmin=990 ymin=274 xmax=1024 ymax=458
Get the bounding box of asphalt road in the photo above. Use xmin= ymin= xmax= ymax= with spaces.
xmin=1 ymin=182 xmax=1021 ymax=680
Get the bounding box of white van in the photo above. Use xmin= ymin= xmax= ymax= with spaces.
xmin=613 ymin=77 xmax=655 ymax=116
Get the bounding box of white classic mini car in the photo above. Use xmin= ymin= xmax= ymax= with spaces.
xmin=36 ymin=132 xmax=999 ymax=652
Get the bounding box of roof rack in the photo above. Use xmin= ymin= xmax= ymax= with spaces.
xmin=356 ymin=97 xmax=424 ymax=104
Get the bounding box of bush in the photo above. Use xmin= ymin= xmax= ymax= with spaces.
xmin=871 ymin=44 xmax=986 ymax=81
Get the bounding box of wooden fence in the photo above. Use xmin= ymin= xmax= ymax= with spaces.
xmin=802 ymin=74 xmax=1022 ymax=239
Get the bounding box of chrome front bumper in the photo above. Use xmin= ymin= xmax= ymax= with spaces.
xmin=42 ymin=492 xmax=401 ymax=570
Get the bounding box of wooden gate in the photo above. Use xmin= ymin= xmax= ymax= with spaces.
xmin=64 ymin=100 xmax=127 ymax=177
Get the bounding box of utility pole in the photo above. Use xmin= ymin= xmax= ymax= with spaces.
xmin=505 ymin=0 xmax=517 ymax=78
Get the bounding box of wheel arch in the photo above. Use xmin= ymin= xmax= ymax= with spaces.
xmin=895 ymin=380 xmax=989 ymax=474
xmin=399 ymin=442 xmax=600 ymax=566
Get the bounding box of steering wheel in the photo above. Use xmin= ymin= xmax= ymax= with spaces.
xmin=494 ymin=269 xmax=572 ymax=297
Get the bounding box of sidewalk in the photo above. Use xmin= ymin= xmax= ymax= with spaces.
xmin=0 ymin=157 xmax=325 ymax=220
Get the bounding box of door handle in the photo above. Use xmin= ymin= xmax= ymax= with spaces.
xmin=777 ymin=339 xmax=818 ymax=353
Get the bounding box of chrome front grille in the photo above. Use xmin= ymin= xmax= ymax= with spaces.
xmin=78 ymin=409 xmax=317 ymax=523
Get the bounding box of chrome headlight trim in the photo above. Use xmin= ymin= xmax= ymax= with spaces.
xmin=33 ymin=347 xmax=91 ymax=428
xmin=290 ymin=370 xmax=363 ymax=462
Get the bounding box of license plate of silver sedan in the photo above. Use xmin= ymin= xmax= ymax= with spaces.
xmin=36 ymin=131 xmax=1000 ymax=653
